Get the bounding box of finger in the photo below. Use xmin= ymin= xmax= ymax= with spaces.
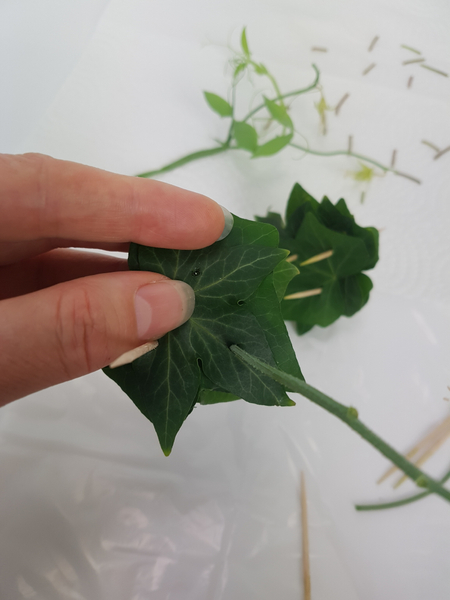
xmin=0 ymin=271 xmax=195 ymax=404
xmin=1 ymin=153 xmax=232 ymax=248
xmin=0 ymin=239 xmax=130 ymax=266
xmin=0 ymin=249 xmax=128 ymax=300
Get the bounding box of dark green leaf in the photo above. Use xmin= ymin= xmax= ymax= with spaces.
xmin=256 ymin=183 xmax=379 ymax=334
xmin=264 ymin=97 xmax=293 ymax=129
xmin=272 ymin=259 xmax=299 ymax=302
xmin=241 ymin=27 xmax=250 ymax=57
xmin=203 ymin=91 xmax=233 ymax=117
xmin=198 ymin=372 xmax=240 ymax=405
xmin=104 ymin=216 xmax=301 ymax=454
xmin=286 ymin=182 xmax=319 ymax=220
xmin=252 ymin=133 xmax=293 ymax=157
xmin=233 ymin=121 xmax=258 ymax=151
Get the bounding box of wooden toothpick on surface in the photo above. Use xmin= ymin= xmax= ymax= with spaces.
xmin=284 ymin=288 xmax=322 ymax=301
xmin=377 ymin=415 xmax=450 ymax=485
xmin=434 ymin=146 xmax=450 ymax=160
xmin=362 ymin=63 xmax=376 ymax=76
xmin=390 ymin=149 xmax=397 ymax=168
xmin=335 ymin=93 xmax=349 ymax=116
xmin=368 ymin=36 xmax=379 ymax=52
xmin=301 ymin=472 xmax=311 ymax=600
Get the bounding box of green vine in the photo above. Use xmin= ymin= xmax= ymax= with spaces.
xmin=231 ymin=345 xmax=450 ymax=506
xmin=137 ymin=28 xmax=420 ymax=186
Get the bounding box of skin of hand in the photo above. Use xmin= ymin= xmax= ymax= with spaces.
xmin=0 ymin=153 xmax=232 ymax=405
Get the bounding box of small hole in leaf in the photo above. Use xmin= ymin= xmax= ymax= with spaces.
xmin=191 ymin=268 xmax=201 ymax=277
xmin=237 ymin=299 xmax=245 ymax=306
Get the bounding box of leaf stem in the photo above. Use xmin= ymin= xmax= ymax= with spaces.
xmin=242 ymin=65 xmax=320 ymax=123
xmin=136 ymin=146 xmax=230 ymax=178
xmin=355 ymin=467 xmax=450 ymax=511
xmin=230 ymin=345 xmax=450 ymax=506
xmin=289 ymin=143 xmax=421 ymax=184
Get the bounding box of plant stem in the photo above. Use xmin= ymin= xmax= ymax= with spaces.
xmin=137 ymin=145 xmax=229 ymax=179
xmin=290 ymin=143 xmax=421 ymax=184
xmin=355 ymin=467 xmax=450 ymax=511
xmin=242 ymin=65 xmax=320 ymax=123
xmin=136 ymin=64 xmax=420 ymax=187
xmin=230 ymin=345 xmax=450 ymax=506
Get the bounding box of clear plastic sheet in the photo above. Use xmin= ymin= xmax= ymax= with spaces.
xmin=2 ymin=0 xmax=450 ymax=598
xmin=1 ymin=293 xmax=450 ymax=599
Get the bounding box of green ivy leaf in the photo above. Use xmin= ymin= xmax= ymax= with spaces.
xmin=241 ymin=27 xmax=250 ymax=57
xmin=104 ymin=216 xmax=302 ymax=455
xmin=272 ymin=259 xmax=299 ymax=303
xmin=264 ymin=97 xmax=293 ymax=129
xmin=203 ymin=91 xmax=233 ymax=117
xmin=252 ymin=133 xmax=293 ymax=157
xmin=256 ymin=183 xmax=379 ymax=334
xmin=233 ymin=121 xmax=258 ymax=151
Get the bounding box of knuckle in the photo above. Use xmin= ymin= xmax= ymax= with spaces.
xmin=53 ymin=283 xmax=109 ymax=378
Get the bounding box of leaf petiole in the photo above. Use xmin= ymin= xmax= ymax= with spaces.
xmin=355 ymin=467 xmax=450 ymax=511
xmin=289 ymin=143 xmax=421 ymax=184
xmin=241 ymin=65 xmax=320 ymax=123
xmin=230 ymin=345 xmax=450 ymax=506
xmin=136 ymin=145 xmax=231 ymax=179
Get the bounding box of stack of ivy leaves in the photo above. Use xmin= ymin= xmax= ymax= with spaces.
xmin=104 ymin=184 xmax=379 ymax=454
xmin=257 ymin=183 xmax=379 ymax=334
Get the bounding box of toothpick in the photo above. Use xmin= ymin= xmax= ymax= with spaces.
xmin=368 ymin=36 xmax=379 ymax=52
xmin=394 ymin=170 xmax=421 ymax=184
xmin=348 ymin=135 xmax=353 ymax=154
xmin=394 ymin=424 xmax=450 ymax=488
xmin=362 ymin=63 xmax=376 ymax=76
xmin=402 ymin=58 xmax=425 ymax=65
xmin=390 ymin=149 xmax=397 ymax=168
xmin=284 ymin=288 xmax=322 ymax=300
xmin=421 ymin=140 xmax=441 ymax=153
xmin=401 ymin=44 xmax=421 ymax=55
xmin=109 ymin=341 xmax=159 ymax=369
xmin=434 ymin=146 xmax=450 ymax=160
xmin=335 ymin=93 xmax=349 ymax=116
xmin=301 ymin=472 xmax=311 ymax=600
xmin=300 ymin=250 xmax=333 ymax=266
xmin=286 ymin=254 xmax=298 ymax=263
xmin=407 ymin=76 xmax=414 ymax=88
xmin=377 ymin=415 xmax=450 ymax=484
xmin=311 ymin=46 xmax=328 ymax=52
xmin=420 ymin=64 xmax=449 ymax=77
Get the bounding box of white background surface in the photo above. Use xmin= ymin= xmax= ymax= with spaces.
xmin=1 ymin=1 xmax=450 ymax=598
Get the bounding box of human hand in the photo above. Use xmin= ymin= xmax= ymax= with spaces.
xmin=0 ymin=153 xmax=232 ymax=404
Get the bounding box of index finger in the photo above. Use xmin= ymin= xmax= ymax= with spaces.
xmin=0 ymin=153 xmax=231 ymax=249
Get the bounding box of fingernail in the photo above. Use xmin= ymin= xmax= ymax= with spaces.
xmin=217 ymin=206 xmax=234 ymax=241
xmin=134 ymin=280 xmax=195 ymax=340
xmin=109 ymin=341 xmax=159 ymax=369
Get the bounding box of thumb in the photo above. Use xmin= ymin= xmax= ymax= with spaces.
xmin=0 ymin=271 xmax=194 ymax=404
